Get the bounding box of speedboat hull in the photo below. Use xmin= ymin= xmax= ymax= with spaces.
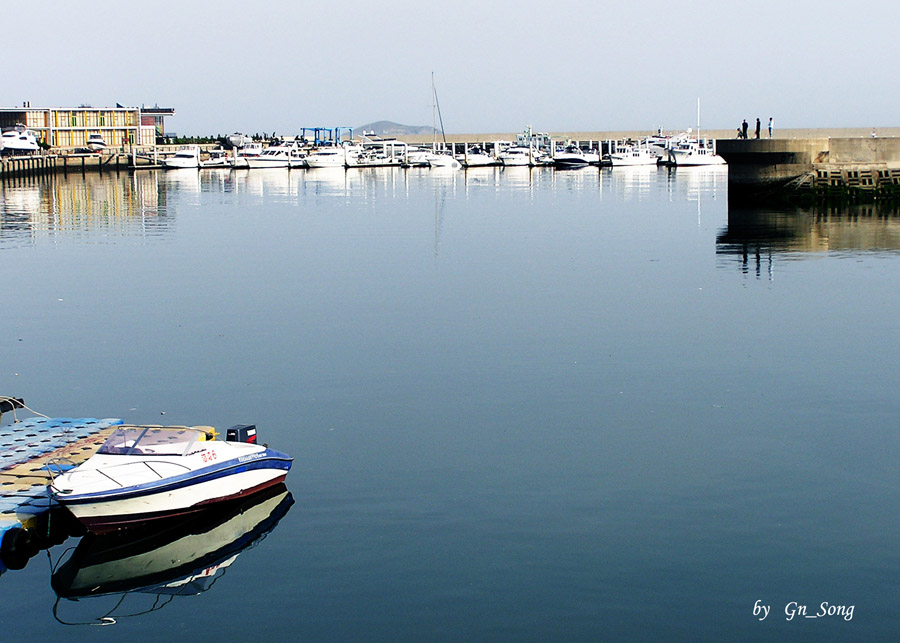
xmin=553 ymin=156 xmax=590 ymax=168
xmin=50 ymin=425 xmax=292 ymax=534
xmin=164 ymin=146 xmax=201 ymax=169
xmin=459 ymin=154 xmax=498 ymax=167
xmin=609 ymin=156 xmax=657 ymax=166
xmin=245 ymin=157 xmax=290 ymax=169
xmin=667 ymin=149 xmax=726 ymax=166
xmin=55 ymin=452 xmax=291 ymax=534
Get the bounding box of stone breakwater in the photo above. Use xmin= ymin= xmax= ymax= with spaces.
xmin=716 ymin=136 xmax=900 ymax=200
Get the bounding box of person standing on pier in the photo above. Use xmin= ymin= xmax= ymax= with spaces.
xmin=755 ymin=118 xmax=761 ymax=139
xmin=768 ymin=117 xmax=773 ymax=138
xmin=742 ymin=119 xmax=748 ymax=139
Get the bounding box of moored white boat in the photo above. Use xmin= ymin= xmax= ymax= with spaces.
xmin=458 ymin=145 xmax=501 ymax=167
xmin=49 ymin=424 xmax=293 ymax=533
xmin=405 ymin=147 xmax=431 ymax=167
xmin=305 ymin=144 xmax=359 ymax=168
xmin=552 ymin=143 xmax=600 ymax=168
xmin=0 ymin=124 xmax=39 ymax=154
xmin=500 ymin=146 xmax=547 ymax=166
xmin=232 ymin=141 xmax=263 ymax=168
xmin=245 ymin=140 xmax=302 ymax=169
xmin=666 ymin=137 xmax=726 ymax=166
xmin=349 ymin=137 xmax=407 ymax=168
xmin=200 ymin=147 xmax=231 ymax=168
xmin=666 ymin=100 xmax=726 ymax=167
xmin=427 ymin=152 xmax=461 ymax=169
xmin=608 ymin=141 xmax=659 ymax=166
xmin=86 ymin=133 xmax=107 ymax=152
xmin=163 ymin=145 xmax=201 ymax=169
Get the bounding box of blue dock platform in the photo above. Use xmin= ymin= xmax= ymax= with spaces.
xmin=0 ymin=417 xmax=122 ymax=572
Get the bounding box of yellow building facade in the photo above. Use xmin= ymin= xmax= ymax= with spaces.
xmin=0 ymin=105 xmax=173 ymax=149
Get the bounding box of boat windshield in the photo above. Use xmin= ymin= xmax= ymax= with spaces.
xmin=97 ymin=427 xmax=204 ymax=456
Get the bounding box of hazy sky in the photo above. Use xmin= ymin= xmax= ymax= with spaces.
xmin=10 ymin=0 xmax=897 ymax=135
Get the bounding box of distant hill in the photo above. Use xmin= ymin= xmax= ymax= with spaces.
xmin=356 ymin=121 xmax=436 ymax=137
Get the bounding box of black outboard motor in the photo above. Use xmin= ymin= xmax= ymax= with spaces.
xmin=226 ymin=424 xmax=257 ymax=444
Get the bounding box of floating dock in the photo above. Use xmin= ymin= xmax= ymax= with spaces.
xmin=0 ymin=417 xmax=122 ymax=572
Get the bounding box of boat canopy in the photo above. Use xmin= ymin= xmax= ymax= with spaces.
xmin=97 ymin=426 xmax=212 ymax=457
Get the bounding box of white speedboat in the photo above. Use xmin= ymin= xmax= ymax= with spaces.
xmin=305 ymin=147 xmax=345 ymax=168
xmin=200 ymin=147 xmax=231 ymax=168
xmin=666 ymin=137 xmax=726 ymax=166
xmin=608 ymin=141 xmax=659 ymax=167
xmin=499 ymin=146 xmax=546 ymax=166
xmin=305 ymin=145 xmax=356 ymax=168
xmin=163 ymin=145 xmax=201 ymax=169
xmin=405 ymin=147 xmax=432 ymax=167
xmin=232 ymin=142 xmax=263 ymax=168
xmin=86 ymin=133 xmax=107 ymax=152
xmin=349 ymin=137 xmax=407 ymax=168
xmin=289 ymin=148 xmax=308 ymax=169
xmin=0 ymin=124 xmax=39 ymax=154
xmin=427 ymin=152 xmax=461 ymax=169
xmin=49 ymin=424 xmax=293 ymax=533
xmin=552 ymin=143 xmax=600 ymax=168
xmin=458 ymin=145 xmax=500 ymax=167
xmin=245 ymin=140 xmax=302 ymax=169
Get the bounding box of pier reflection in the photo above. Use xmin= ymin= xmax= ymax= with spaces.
xmin=51 ymin=484 xmax=293 ymax=626
xmin=717 ymin=200 xmax=900 ymax=276
xmin=0 ymin=172 xmax=171 ymax=248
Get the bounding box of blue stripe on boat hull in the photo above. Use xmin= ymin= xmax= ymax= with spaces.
xmin=55 ymin=450 xmax=291 ymax=505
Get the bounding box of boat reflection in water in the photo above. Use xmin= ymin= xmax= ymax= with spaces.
xmin=51 ymin=484 xmax=293 ymax=625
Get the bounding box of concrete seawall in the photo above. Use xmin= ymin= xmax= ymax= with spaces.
xmin=717 ymin=137 xmax=900 ymax=198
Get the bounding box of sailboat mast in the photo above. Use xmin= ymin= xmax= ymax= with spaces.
xmin=697 ymin=97 xmax=701 ymax=141
xmin=432 ymin=72 xmax=447 ymax=146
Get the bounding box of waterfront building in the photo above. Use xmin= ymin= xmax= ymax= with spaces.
xmin=0 ymin=103 xmax=174 ymax=149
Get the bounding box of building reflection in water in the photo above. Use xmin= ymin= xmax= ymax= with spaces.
xmin=717 ymin=199 xmax=900 ymax=278
xmin=0 ymin=172 xmax=171 ymax=248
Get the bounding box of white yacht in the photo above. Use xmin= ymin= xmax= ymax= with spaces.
xmin=245 ymin=140 xmax=302 ymax=169
xmin=305 ymin=145 xmax=357 ymax=168
xmin=458 ymin=144 xmax=501 ymax=167
xmin=666 ymin=100 xmax=727 ymax=166
xmin=163 ymin=145 xmax=201 ymax=169
xmin=405 ymin=147 xmax=432 ymax=167
xmin=666 ymin=137 xmax=726 ymax=166
xmin=0 ymin=124 xmax=39 ymax=154
xmin=349 ymin=137 xmax=407 ymax=168
xmin=608 ymin=141 xmax=659 ymax=167
xmin=427 ymin=152 xmax=461 ymax=169
xmin=200 ymin=147 xmax=231 ymax=168
xmin=86 ymin=133 xmax=106 ymax=152
xmin=499 ymin=146 xmax=545 ymax=166
xmin=552 ymin=143 xmax=600 ymax=168
xmin=232 ymin=141 xmax=263 ymax=168
xmin=405 ymin=146 xmax=460 ymax=169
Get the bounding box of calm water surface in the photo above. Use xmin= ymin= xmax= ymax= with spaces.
xmin=1 ymin=166 xmax=898 ymax=641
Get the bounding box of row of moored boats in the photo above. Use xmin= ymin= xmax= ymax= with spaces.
xmin=163 ymin=127 xmax=726 ymax=170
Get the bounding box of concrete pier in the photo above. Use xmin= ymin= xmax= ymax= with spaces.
xmin=717 ymin=137 xmax=900 ymax=199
